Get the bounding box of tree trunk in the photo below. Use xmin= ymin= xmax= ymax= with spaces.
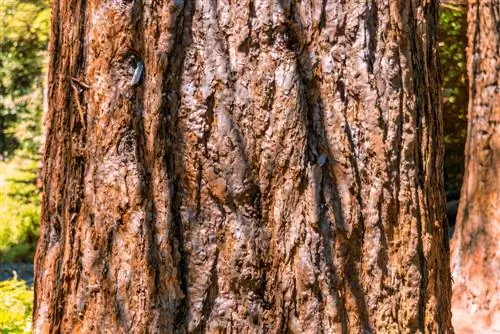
xmin=34 ymin=0 xmax=452 ymax=332
xmin=450 ymin=0 xmax=499 ymax=332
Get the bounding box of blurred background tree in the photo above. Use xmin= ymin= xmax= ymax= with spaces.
xmin=450 ymin=0 xmax=500 ymax=331
xmin=0 ymin=0 xmax=48 ymax=331
xmin=0 ymin=0 xmax=49 ymax=158
xmin=0 ymin=0 xmax=49 ymax=263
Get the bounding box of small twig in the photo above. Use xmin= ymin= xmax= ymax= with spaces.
xmin=71 ymin=83 xmax=86 ymax=129
xmin=70 ymin=77 xmax=90 ymax=89
xmin=440 ymin=0 xmax=466 ymax=11
xmin=441 ymin=3 xmax=466 ymax=11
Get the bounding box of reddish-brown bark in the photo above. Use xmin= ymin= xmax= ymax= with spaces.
xmin=450 ymin=0 xmax=499 ymax=332
xmin=34 ymin=0 xmax=452 ymax=332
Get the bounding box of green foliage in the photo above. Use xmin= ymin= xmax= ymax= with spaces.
xmin=0 ymin=0 xmax=47 ymax=263
xmin=0 ymin=276 xmax=33 ymax=333
xmin=0 ymin=0 xmax=49 ymax=157
xmin=439 ymin=8 xmax=468 ymax=192
xmin=0 ymin=156 xmax=40 ymax=262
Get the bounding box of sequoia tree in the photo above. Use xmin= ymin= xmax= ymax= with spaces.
xmin=34 ymin=0 xmax=452 ymax=332
xmin=450 ymin=0 xmax=499 ymax=331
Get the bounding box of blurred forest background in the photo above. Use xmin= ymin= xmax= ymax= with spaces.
xmin=0 ymin=0 xmax=49 ymax=331
xmin=0 ymin=2 xmax=468 ymax=332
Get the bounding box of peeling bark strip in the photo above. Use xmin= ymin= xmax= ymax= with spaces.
xmin=451 ymin=0 xmax=499 ymax=331
xmin=34 ymin=0 xmax=452 ymax=333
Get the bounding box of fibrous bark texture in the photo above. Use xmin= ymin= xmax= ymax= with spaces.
xmin=34 ymin=0 xmax=452 ymax=333
xmin=450 ymin=0 xmax=499 ymax=332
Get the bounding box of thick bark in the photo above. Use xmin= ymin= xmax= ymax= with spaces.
xmin=450 ymin=0 xmax=499 ymax=332
xmin=34 ymin=0 xmax=452 ymax=332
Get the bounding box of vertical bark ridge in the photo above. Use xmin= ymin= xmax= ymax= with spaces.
xmin=34 ymin=0 xmax=89 ymax=330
